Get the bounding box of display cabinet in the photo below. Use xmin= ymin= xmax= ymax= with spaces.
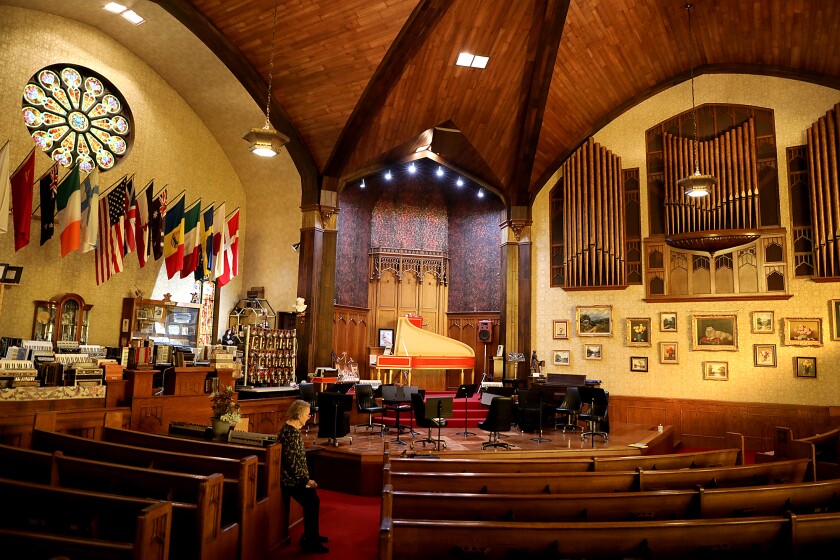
xmin=120 ymin=297 xmax=201 ymax=348
xmin=32 ymin=293 xmax=92 ymax=345
xmin=243 ymin=325 xmax=297 ymax=386
xmin=229 ymin=298 xmax=276 ymax=335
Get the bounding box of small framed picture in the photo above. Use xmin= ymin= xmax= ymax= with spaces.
xmin=703 ymin=361 xmax=729 ymax=381
xmin=753 ymin=344 xmax=777 ymax=367
xmin=378 ymin=328 xmax=394 ymax=348
xmin=153 ymin=306 xmax=165 ymax=320
xmin=576 ymin=305 xmax=613 ymax=337
xmin=136 ymin=309 xmax=148 ymax=320
xmin=659 ymin=342 xmax=678 ymax=364
xmin=795 ymin=356 xmax=817 ymax=378
xmin=751 ymin=311 xmax=774 ymax=334
xmin=829 ymin=299 xmax=840 ymax=341
xmin=782 ymin=318 xmax=823 ymax=347
xmin=584 ymin=343 xmax=602 ymax=360
xmin=552 ymin=349 xmax=571 ymax=366
xmin=553 ymin=320 xmax=569 ymax=340
xmin=659 ymin=312 xmax=677 ymax=332
xmin=496 ymin=344 xmax=504 ymax=357
xmin=691 ymin=314 xmax=738 ymax=351
xmin=626 ymin=317 xmax=652 ymax=347
xmin=629 ymin=356 xmax=648 ymax=372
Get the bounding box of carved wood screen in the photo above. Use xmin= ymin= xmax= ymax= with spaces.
xmin=663 ymin=118 xmax=760 ymax=235
xmin=550 ymin=137 xmax=626 ymax=288
xmin=806 ymin=102 xmax=840 ymax=279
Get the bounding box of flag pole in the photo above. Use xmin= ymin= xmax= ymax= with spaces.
xmin=0 ymin=139 xmax=10 ymax=152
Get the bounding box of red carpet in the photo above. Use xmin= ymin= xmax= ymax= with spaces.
xmin=284 ymin=488 xmax=379 ymax=559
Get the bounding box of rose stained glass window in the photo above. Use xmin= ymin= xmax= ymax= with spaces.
xmin=21 ymin=64 xmax=133 ymax=173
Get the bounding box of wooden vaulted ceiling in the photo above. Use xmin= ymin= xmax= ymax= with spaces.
xmin=162 ymin=0 xmax=840 ymax=206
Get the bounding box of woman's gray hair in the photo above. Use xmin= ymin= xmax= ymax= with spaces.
xmin=287 ymin=399 xmax=311 ymax=421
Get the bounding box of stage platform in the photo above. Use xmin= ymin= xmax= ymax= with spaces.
xmin=305 ymin=414 xmax=676 ymax=496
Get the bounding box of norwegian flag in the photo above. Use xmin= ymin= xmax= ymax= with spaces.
xmin=123 ymin=176 xmax=137 ymax=255
xmin=95 ymin=180 xmax=127 ymax=285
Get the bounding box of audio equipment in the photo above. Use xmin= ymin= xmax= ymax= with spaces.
xmin=478 ymin=320 xmax=492 ymax=342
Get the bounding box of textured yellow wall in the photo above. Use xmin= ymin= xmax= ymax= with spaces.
xmin=533 ymin=74 xmax=840 ymax=406
xmin=0 ymin=6 xmax=255 ymax=345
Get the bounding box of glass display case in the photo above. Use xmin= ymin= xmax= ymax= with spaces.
xmin=32 ymin=293 xmax=92 ymax=345
xmin=229 ymin=297 xmax=276 ymax=335
xmin=120 ymin=297 xmax=201 ymax=348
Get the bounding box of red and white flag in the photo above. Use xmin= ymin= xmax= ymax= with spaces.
xmin=212 ymin=202 xmax=226 ymax=281
xmin=217 ymin=207 xmax=239 ymax=287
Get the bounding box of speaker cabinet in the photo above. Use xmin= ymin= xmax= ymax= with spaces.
xmin=478 ymin=320 xmax=492 ymax=342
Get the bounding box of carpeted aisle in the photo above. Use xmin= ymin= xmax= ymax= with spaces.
xmin=284 ymin=488 xmax=380 ymax=559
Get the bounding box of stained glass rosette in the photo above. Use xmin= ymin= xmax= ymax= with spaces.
xmin=21 ymin=64 xmax=133 ymax=174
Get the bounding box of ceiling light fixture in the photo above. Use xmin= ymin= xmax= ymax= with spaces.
xmin=360 ymin=179 xmax=365 ymax=189
xmin=103 ymin=3 xmax=127 ymax=14
xmin=455 ymin=52 xmax=490 ymax=69
xmin=677 ymin=3 xmax=716 ymax=198
xmin=436 ymin=166 xmax=444 ymax=177
xmin=243 ymin=0 xmax=289 ymax=157
xmin=456 ymin=177 xmax=464 ymax=187
xmin=408 ymin=162 xmax=416 ymax=174
xmin=385 ymin=170 xmax=392 ymax=181
xmin=477 ymin=188 xmax=484 ymax=198
xmin=121 ymin=9 xmax=145 ymax=25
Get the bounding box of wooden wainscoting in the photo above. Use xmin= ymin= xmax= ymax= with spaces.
xmin=447 ymin=312 xmax=500 ymax=388
xmin=333 ymin=305 xmax=371 ymax=377
xmin=609 ymin=395 xmax=840 ymax=451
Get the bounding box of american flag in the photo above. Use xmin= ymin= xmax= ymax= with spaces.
xmin=95 ymin=180 xmax=127 ymax=285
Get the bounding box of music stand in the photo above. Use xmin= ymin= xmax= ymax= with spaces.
xmin=382 ymin=385 xmax=416 ymax=445
xmin=425 ymin=397 xmax=453 ymax=451
xmin=454 ymin=384 xmax=478 ymax=437
xmin=529 ymin=393 xmax=551 ymax=444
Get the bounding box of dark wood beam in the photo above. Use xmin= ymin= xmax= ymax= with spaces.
xmin=508 ymin=0 xmax=570 ymax=207
xmin=322 ymin=0 xmax=453 ymax=182
xmin=532 ymin=63 xmax=840 ymax=200
xmin=150 ymin=0 xmax=320 ymax=203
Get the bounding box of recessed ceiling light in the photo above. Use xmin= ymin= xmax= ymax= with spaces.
xmin=456 ymin=52 xmax=474 ymax=67
xmin=103 ymin=2 xmax=127 ymax=14
xmin=436 ymin=166 xmax=444 ymax=177
xmin=385 ymin=170 xmax=392 ymax=181
xmin=360 ymin=179 xmax=366 ymax=189
xmin=477 ymin=188 xmax=484 ymax=198
xmin=471 ymin=56 xmax=489 ymax=69
xmin=456 ymin=177 xmax=464 ymax=187
xmin=408 ymin=162 xmax=416 ymax=174
xmin=121 ymin=9 xmax=145 ymax=25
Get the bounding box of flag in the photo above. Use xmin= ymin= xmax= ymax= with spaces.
xmin=195 ymin=203 xmax=214 ymax=281
xmin=217 ymin=208 xmax=240 ymax=287
xmin=123 ymin=176 xmax=137 ymax=255
xmin=150 ymin=186 xmax=167 ymax=261
xmin=0 ymin=142 xmax=9 ymax=234
xmin=39 ymin=164 xmax=58 ymax=245
xmin=163 ymin=193 xmax=186 ymax=279
xmin=212 ymin=202 xmax=227 ymax=280
xmin=79 ymin=168 xmax=100 ymax=253
xmin=180 ymin=199 xmax=202 ymax=278
xmin=95 ymin=180 xmax=127 ymax=285
xmin=55 ymin=165 xmax=82 ymax=257
xmin=11 ymin=148 xmax=36 ymax=251
xmin=135 ymin=181 xmax=153 ymax=268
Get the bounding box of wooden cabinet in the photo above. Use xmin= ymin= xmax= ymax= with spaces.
xmin=32 ymin=293 xmax=92 ymax=345
xmin=120 ymin=298 xmax=201 ymax=348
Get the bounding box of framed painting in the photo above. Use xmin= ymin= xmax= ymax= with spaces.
xmin=691 ymin=314 xmax=738 ymax=351
xmin=795 ymin=356 xmax=817 ymax=378
xmin=703 ymin=361 xmax=729 ymax=381
xmin=830 ymin=300 xmax=840 ymax=341
xmin=782 ymin=318 xmax=823 ymax=347
xmin=753 ymin=344 xmax=777 ymax=367
xmin=751 ymin=311 xmax=774 ymax=334
xmin=584 ymin=343 xmax=602 ymax=360
xmin=629 ymin=356 xmax=648 ymax=372
xmin=659 ymin=312 xmax=677 ymax=332
xmin=552 ymin=349 xmax=571 ymax=366
xmin=576 ymin=305 xmax=612 ymax=337
xmin=553 ymin=320 xmax=569 ymax=340
xmin=378 ymin=328 xmax=394 ymax=349
xmin=626 ymin=317 xmax=652 ymax=347
xmin=659 ymin=342 xmax=678 ymax=364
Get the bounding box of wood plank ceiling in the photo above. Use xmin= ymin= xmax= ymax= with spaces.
xmin=174 ymin=0 xmax=840 ymax=205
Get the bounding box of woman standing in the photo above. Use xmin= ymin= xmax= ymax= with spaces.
xmin=277 ymin=400 xmax=329 ymax=554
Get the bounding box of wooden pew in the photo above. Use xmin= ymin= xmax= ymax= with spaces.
xmin=0 ymin=477 xmax=171 ymax=559
xmin=0 ymin=527 xmax=157 ymax=560
xmin=0 ymin=443 xmax=238 ymax=560
xmin=699 ymin=480 xmax=840 ymax=517
xmin=638 ymin=459 xmax=810 ymax=491
xmin=791 ymin=428 xmax=840 ymax=481
xmin=790 ymin=511 xmax=840 ymax=555
xmin=385 ymin=459 xmax=811 ymax=494
xmin=593 ymin=448 xmax=741 ymax=471
xmin=30 ymin=428 xmax=259 ymax=560
xmin=101 ymin=425 xmax=288 ymax=555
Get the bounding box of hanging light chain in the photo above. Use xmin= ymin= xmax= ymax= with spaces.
xmin=264 ymin=0 xmax=278 ymax=129
xmin=686 ymin=3 xmax=700 ymax=174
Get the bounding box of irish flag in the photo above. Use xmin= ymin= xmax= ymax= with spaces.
xmin=180 ymin=199 xmax=202 ymax=278
xmin=56 ymin=165 xmax=82 ymax=257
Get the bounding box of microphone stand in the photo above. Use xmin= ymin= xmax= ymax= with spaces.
xmin=530 ymin=394 xmax=551 ymax=443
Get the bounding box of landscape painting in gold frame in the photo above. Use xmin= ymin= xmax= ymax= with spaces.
xmin=576 ymin=305 xmax=612 ymax=337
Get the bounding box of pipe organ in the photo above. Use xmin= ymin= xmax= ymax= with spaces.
xmin=806 ymin=102 xmax=840 ymax=278
xmin=663 ymin=118 xmax=760 ymax=236
xmin=561 ymin=138 xmax=626 ymax=288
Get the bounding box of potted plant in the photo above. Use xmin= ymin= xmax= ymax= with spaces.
xmin=210 ymin=385 xmax=241 ymax=439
